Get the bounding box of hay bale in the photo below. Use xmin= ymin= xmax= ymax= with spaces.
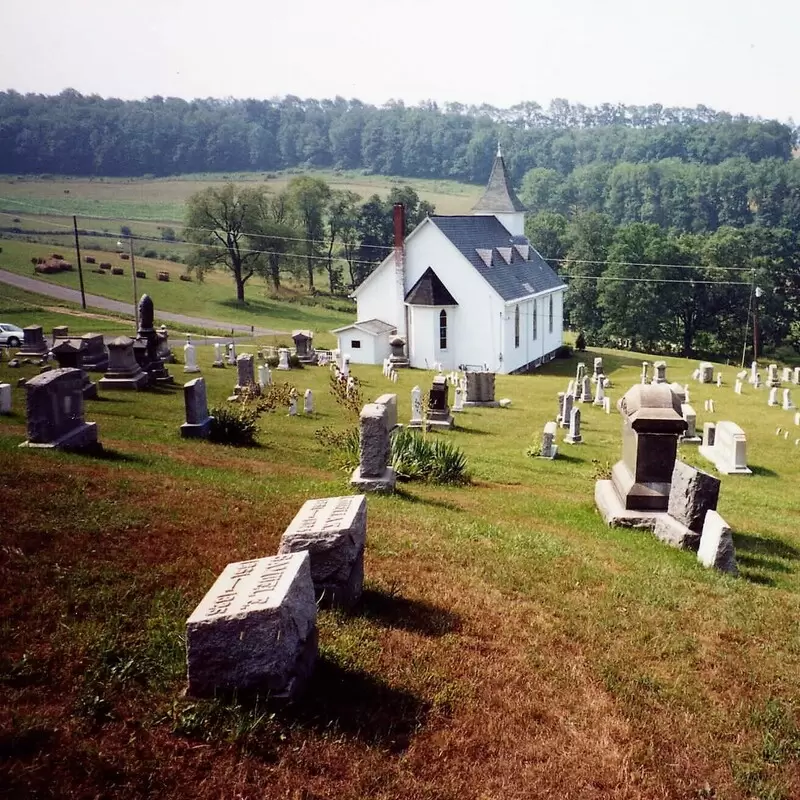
xmin=157 ymin=271 xmax=170 ymax=282
xmin=111 ymin=267 xmax=124 ymax=276
xmin=179 ymin=274 xmax=192 ymax=282
xmin=99 ymin=262 xmax=112 ymax=269
xmin=85 ymin=256 xmax=96 ymax=264
xmin=120 ymin=253 xmax=130 ymax=260
xmin=135 ymin=270 xmax=146 ymax=279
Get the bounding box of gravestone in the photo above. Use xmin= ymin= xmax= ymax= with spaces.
xmin=79 ymin=333 xmax=108 ymax=372
xmin=592 ymin=357 xmax=604 ymax=384
xmin=374 ymin=393 xmax=398 ymax=430
xmin=699 ymin=421 xmax=752 ymax=474
xmin=564 ymin=407 xmax=582 ymax=444
xmin=566 ymin=379 xmax=575 ymax=399
xmin=19 ymin=368 xmax=99 ymax=451
xmin=669 ymin=382 xmax=686 ymax=404
xmin=410 ymin=385 xmax=424 ymax=426
xmin=698 ymin=362 xmax=714 ymax=383
xmin=183 ymin=335 xmax=201 ymax=373
xmin=0 ymin=383 xmax=11 ymax=414
xmin=303 ymin=389 xmax=314 ymax=414
xmin=560 ymin=393 xmax=574 ymax=429
xmin=750 ymin=361 xmax=758 ymax=384
xmin=782 ymin=389 xmax=794 ymax=410
xmin=98 ymin=337 xmax=149 ymax=390
xmin=427 ymin=375 xmax=454 ymax=429
xmin=52 ymin=325 xmax=69 ymax=341
xmin=276 ymin=347 xmax=290 ymax=370
xmin=680 ymin=404 xmax=700 ymax=442
xmin=767 ymin=364 xmax=780 ymax=388
xmin=768 ymin=388 xmax=778 ymax=407
xmin=794 ymin=367 xmax=800 ymax=385
xmin=579 ymin=375 xmax=593 ymax=404
xmin=538 ymin=420 xmax=558 ymax=459
xmin=388 ymin=335 xmax=410 ymax=369
xmin=212 ymin=343 xmax=225 ymax=368
xmin=593 ymin=377 xmax=606 ymax=406
xmin=464 ymin=371 xmax=498 ymax=406
xmin=556 ymin=391 xmax=565 ymax=422
xmin=640 ymin=361 xmax=650 ymax=385
xmin=16 ymin=325 xmax=49 ymax=359
xmin=782 ymin=367 xmax=792 ymax=383
xmin=716 ymin=373 xmax=723 ymax=387
xmin=697 ymin=511 xmax=738 ymax=575
xmin=576 ymin=363 xmax=586 ymax=385
xmin=226 ymin=343 xmax=237 ymax=366
xmin=234 ymin=353 xmax=256 ymax=395
xmin=341 ymin=355 xmax=350 ymax=377
xmin=181 ymin=377 xmax=213 ymax=438
xmin=257 ymin=364 xmax=268 ymax=388
xmin=734 ymin=379 xmax=743 ymax=394
xmin=603 ymin=397 xmax=611 ymax=414
xmin=136 ymin=294 xmax=174 ymax=384
xmin=186 ymin=552 xmax=317 ymax=698
xmin=596 ymin=384 xmax=686 ymax=525
xmin=702 ymin=422 xmax=716 ymax=448
xmin=278 ymin=495 xmax=367 ymax=609
xmin=350 ymin=402 xmax=396 ymax=492
xmin=51 ymin=339 xmax=97 ymax=399
xmin=292 ymin=330 xmax=316 ymax=364
xmin=156 ymin=326 xmax=174 ymax=363
xmin=754 ymin=373 xmax=762 ymax=389
xmin=452 ymin=386 xmax=464 ymax=412
xmin=288 ymin=392 xmax=297 ymax=416
xmin=651 ymin=361 xmax=668 ymax=384
xmin=655 ymin=461 xmax=720 ymax=550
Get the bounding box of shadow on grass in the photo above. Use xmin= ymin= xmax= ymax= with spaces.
xmin=393 ymin=487 xmax=463 ymax=511
xmin=734 ymin=531 xmax=799 ymax=585
xmin=452 ymin=426 xmax=491 ymax=435
xmin=285 ymin=657 xmax=430 ymax=752
xmin=357 ymin=588 xmax=462 ymax=638
xmin=553 ymin=452 xmax=585 ymax=464
xmin=70 ymin=446 xmax=143 ymax=463
xmin=749 ymin=465 xmax=779 ymax=478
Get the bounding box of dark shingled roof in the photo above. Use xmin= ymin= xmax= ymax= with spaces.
xmin=429 ymin=215 xmax=565 ymax=302
xmin=471 ymin=153 xmax=527 ymax=214
xmin=405 ymin=267 xmax=458 ymax=306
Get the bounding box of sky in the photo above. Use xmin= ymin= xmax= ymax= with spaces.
xmin=2 ymin=0 xmax=798 ymax=122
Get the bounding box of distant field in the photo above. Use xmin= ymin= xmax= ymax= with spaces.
xmin=0 ymin=170 xmax=482 ymax=226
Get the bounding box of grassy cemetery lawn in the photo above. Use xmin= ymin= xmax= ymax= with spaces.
xmin=2 ymin=347 xmax=800 ymax=799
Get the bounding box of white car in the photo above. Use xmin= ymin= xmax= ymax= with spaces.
xmin=0 ymin=323 xmax=25 ymax=348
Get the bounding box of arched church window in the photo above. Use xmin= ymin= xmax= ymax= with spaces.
xmin=439 ymin=310 xmax=447 ymax=349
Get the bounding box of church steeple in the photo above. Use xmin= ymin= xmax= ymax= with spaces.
xmin=471 ymin=144 xmax=526 ymax=235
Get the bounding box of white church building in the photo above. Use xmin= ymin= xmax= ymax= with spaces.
xmin=332 ymin=148 xmax=567 ymax=374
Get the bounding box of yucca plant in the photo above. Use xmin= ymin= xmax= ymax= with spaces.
xmin=208 ymin=405 xmax=259 ymax=446
xmin=390 ymin=428 xmax=470 ymax=485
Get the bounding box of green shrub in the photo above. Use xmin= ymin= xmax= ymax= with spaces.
xmin=391 ymin=428 xmax=470 ymax=485
xmin=315 ymin=426 xmax=360 ymax=471
xmin=576 ymin=331 xmax=587 ymax=351
xmin=208 ymin=405 xmax=259 ymax=446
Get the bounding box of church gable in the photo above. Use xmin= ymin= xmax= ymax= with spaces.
xmin=405 ymin=267 xmax=458 ymax=306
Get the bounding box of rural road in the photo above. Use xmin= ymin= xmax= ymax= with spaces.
xmin=0 ymin=269 xmax=287 ymax=336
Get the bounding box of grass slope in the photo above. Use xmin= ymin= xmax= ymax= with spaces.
xmin=2 ymin=347 xmax=800 ymax=799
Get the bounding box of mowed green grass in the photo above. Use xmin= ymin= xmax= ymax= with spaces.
xmin=1 ymin=346 xmax=800 ymax=799
xmin=0 ymin=239 xmax=354 ymax=346
xmin=0 ymin=170 xmax=482 ymax=223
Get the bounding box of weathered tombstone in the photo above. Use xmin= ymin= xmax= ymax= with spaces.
xmin=303 ymin=389 xmax=314 ymax=414
xmin=560 ymin=393 xmax=574 ymax=429
xmin=564 ymin=407 xmax=582 ymax=444
xmin=0 ymin=383 xmax=11 ymax=414
xmin=681 ymin=404 xmax=700 ymax=442
xmin=603 ymin=396 xmax=611 ymax=414
xmin=691 ymin=368 xmax=700 ymax=381
xmin=292 ymin=330 xmax=315 ymax=364
xmin=592 ymin=357 xmax=603 ymax=384
xmin=716 ymin=373 xmax=723 ymax=387
xmin=288 ymin=393 xmax=297 ymax=416
xmin=277 ymin=347 xmax=291 ymax=370
xmin=734 ymin=379 xmax=743 ymax=394
xmin=782 ymin=389 xmax=794 ymax=410
xmin=768 ymin=387 xmax=778 ymax=407
xmin=795 ymin=411 xmax=800 ymax=426
xmin=794 ymin=367 xmax=800 ymax=385
xmin=257 ymin=364 xmax=268 ymax=388
xmin=350 ymin=402 xmax=396 ymax=492
xmin=16 ymin=325 xmax=49 ymax=359
xmin=183 ymin=335 xmax=200 ymax=373
xmin=566 ymin=379 xmax=575 ymax=399
xmin=593 ymin=378 xmax=606 ymax=406
xmin=452 ymin=386 xmax=464 ymax=412
xmin=651 ymin=361 xmax=668 ymax=384
xmin=640 ymin=361 xmax=650 ymax=385
xmin=51 ymin=339 xmax=97 ymax=399
xmin=340 ymin=355 xmax=350 ymax=377
xmin=556 ymin=391 xmax=565 ymax=422
xmin=278 ymin=495 xmax=367 ymax=609
xmin=388 ymin=335 xmax=410 ymax=369
xmin=391 ymin=369 xmax=398 ymax=384
xmin=52 ymin=325 xmax=69 ymax=341
xmin=181 ymin=377 xmax=213 ymax=438
xmin=697 ymin=511 xmax=738 ymax=575
xmin=699 ymin=362 xmax=714 ymax=384
xmin=156 ymin=326 xmax=174 ymax=363
xmin=428 ymin=375 xmax=454 ymax=429
xmin=19 ymin=368 xmax=99 ymax=451
xmin=234 ymin=353 xmax=256 ymax=394
xmin=99 ymin=337 xmax=149 ymax=390
xmin=576 ymin=363 xmax=586 ymax=385
xmin=782 ymin=367 xmax=792 ymax=383
xmin=464 ymin=371 xmax=498 ymax=406
xmin=212 ymin=342 xmax=225 ymax=368
xmin=750 ymin=361 xmax=758 ymax=384
xmin=410 ymin=385 xmax=424 ymax=426
xmin=767 ymin=363 xmax=780 ymax=388
xmin=595 ymin=384 xmax=686 ymax=525
xmin=579 ymin=375 xmax=593 ymax=403
xmin=699 ymin=421 xmax=752 ymax=474
xmin=374 ymin=393 xmax=398 ymax=430
xmin=669 ymin=382 xmax=686 ymax=404
xmin=226 ymin=343 xmax=237 ymax=366
xmin=538 ymin=420 xmax=558 ymax=459
xmin=79 ymin=333 xmax=108 ymax=372
xmin=185 ymin=552 xmax=318 ymax=698
xmin=135 ymin=295 xmax=174 ymax=385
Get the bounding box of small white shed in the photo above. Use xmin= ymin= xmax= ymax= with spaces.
xmin=331 ymin=319 xmax=396 ymax=366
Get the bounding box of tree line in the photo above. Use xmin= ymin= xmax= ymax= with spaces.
xmin=183 ymin=179 xmax=432 ymax=303
xmin=526 ymin=212 xmax=800 ymax=361
xmin=0 ymin=90 xmax=794 ymax=184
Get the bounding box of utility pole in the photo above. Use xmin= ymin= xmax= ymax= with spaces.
xmin=72 ymin=215 xmax=86 ymax=310
xmin=130 ymin=236 xmax=139 ymax=331
xmin=753 ymin=286 xmax=763 ymax=360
